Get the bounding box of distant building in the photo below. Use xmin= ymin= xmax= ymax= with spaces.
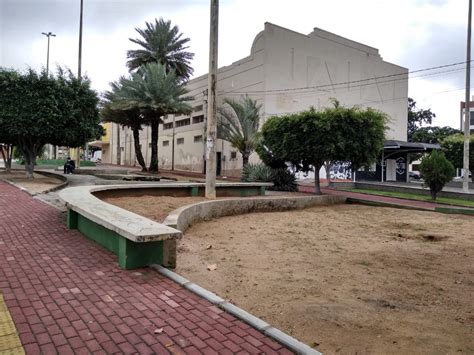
xmin=107 ymin=22 xmax=409 ymax=178
xmin=460 ymin=98 xmax=474 ymax=131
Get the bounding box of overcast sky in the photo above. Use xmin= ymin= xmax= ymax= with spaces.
xmin=0 ymin=0 xmax=469 ymax=129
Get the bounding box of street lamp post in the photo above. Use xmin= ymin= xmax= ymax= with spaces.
xmin=463 ymin=0 xmax=472 ymax=192
xmin=41 ymin=32 xmax=56 ymax=74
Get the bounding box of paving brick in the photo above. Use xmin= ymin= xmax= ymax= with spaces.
xmin=0 ymin=182 xmax=294 ymax=354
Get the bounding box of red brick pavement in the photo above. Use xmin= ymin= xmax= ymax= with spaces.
xmin=0 ymin=182 xmax=293 ymax=354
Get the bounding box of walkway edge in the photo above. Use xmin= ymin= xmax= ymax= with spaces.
xmin=151 ymin=264 xmax=322 ymax=355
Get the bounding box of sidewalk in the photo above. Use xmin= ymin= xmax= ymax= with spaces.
xmin=0 ymin=181 xmax=292 ymax=354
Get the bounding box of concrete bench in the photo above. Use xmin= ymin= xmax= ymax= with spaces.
xmin=59 ymin=186 xmax=182 ymax=269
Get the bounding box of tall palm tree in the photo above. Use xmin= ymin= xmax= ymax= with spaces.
xmin=217 ymin=96 xmax=262 ymax=167
xmin=127 ymin=18 xmax=194 ymax=80
xmin=101 ymin=80 xmax=148 ymax=171
xmin=113 ymin=62 xmax=192 ymax=172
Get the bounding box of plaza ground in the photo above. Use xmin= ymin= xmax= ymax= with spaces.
xmin=105 ymin=196 xmax=474 ymax=354
xmin=0 ymin=171 xmax=63 ymax=193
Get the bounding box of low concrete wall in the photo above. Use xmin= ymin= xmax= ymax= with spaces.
xmin=164 ymin=195 xmax=346 ymax=232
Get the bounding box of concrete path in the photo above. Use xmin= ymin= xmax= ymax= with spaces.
xmin=0 ymin=181 xmax=292 ymax=354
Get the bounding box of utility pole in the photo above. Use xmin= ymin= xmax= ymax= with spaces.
xmin=171 ymin=116 xmax=176 ymax=171
xmin=74 ymin=0 xmax=84 ymax=168
xmin=464 ymin=0 xmax=472 ymax=192
xmin=41 ymin=32 xmax=56 ymax=74
xmin=202 ymin=89 xmax=208 ymax=174
xmin=205 ymin=0 xmax=219 ymax=199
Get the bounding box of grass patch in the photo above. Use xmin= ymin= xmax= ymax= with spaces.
xmin=343 ymin=188 xmax=474 ymax=208
xmin=35 ymin=159 xmax=96 ymax=167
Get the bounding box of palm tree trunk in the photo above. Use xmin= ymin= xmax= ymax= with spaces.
xmin=149 ymin=120 xmax=159 ymax=172
xmin=241 ymin=152 xmax=250 ymax=168
xmin=132 ymin=128 xmax=147 ymax=172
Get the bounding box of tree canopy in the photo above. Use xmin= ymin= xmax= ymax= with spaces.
xmin=127 ymin=18 xmax=194 ymax=80
xmin=441 ymin=134 xmax=474 ymax=172
xmin=412 ymin=126 xmax=461 ymax=144
xmin=407 ymin=97 xmax=436 ymax=141
xmin=260 ymin=103 xmax=387 ymax=194
xmin=0 ymin=67 xmax=103 ymax=177
xmin=419 ymin=150 xmax=455 ymax=200
xmin=217 ymin=96 xmax=261 ymax=167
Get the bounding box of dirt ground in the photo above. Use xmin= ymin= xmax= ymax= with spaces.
xmin=0 ymin=171 xmax=64 ymax=193
xmin=102 ymin=196 xmax=474 ymax=354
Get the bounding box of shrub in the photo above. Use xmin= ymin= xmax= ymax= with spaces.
xmin=241 ymin=163 xmax=297 ymax=192
xmin=419 ymin=150 xmax=455 ymax=200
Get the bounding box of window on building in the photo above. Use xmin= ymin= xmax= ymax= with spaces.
xmin=120 ymin=147 xmax=124 ymax=152
xmin=194 ymin=135 xmax=203 ymax=143
xmin=175 ymin=118 xmax=190 ymax=127
xmin=230 ymin=151 xmax=237 ymax=160
xmin=177 ymin=138 xmax=184 ymax=145
xmin=192 ymin=115 xmax=204 ymax=124
xmin=193 ymin=105 xmax=203 ymax=112
xmin=163 ymin=122 xmax=173 ymax=130
xmin=470 ymin=111 xmax=474 ymax=126
xmin=148 ymin=143 xmax=152 ymax=148
xmin=163 ymin=140 xmax=169 ymax=147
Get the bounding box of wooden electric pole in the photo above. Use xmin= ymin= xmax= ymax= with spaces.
xmin=205 ymin=0 xmax=219 ymax=199
xmin=463 ymin=0 xmax=472 ymax=192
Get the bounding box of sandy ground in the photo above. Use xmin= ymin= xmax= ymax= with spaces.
xmin=0 ymin=171 xmax=64 ymax=193
xmin=102 ymin=196 xmax=474 ymax=354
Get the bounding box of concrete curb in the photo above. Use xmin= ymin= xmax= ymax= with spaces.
xmin=0 ymin=178 xmax=36 ymax=196
xmin=151 ymin=264 xmax=322 ymax=355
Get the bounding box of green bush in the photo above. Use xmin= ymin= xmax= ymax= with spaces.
xmin=241 ymin=163 xmax=297 ymax=192
xmin=419 ymin=150 xmax=455 ymax=200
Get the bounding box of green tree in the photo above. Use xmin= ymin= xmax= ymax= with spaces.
xmin=101 ymin=79 xmax=148 ymax=171
xmin=260 ymin=104 xmax=387 ymax=194
xmin=412 ymin=126 xmax=460 ymax=144
xmin=408 ymin=97 xmax=436 ymax=141
xmin=127 ymin=18 xmax=194 ymax=80
xmin=441 ymin=134 xmax=474 ymax=172
xmin=217 ymin=96 xmax=261 ymax=167
xmin=419 ymin=150 xmax=455 ymax=200
xmin=111 ymin=63 xmax=192 ymax=172
xmin=0 ymin=68 xmax=102 ymax=178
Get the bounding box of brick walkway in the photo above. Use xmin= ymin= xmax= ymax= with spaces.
xmin=0 ymin=182 xmax=292 ymax=354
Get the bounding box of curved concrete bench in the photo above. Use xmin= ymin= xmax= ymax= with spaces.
xmin=164 ymin=194 xmax=347 ymax=232
xmin=59 ymin=182 xmax=272 ymax=269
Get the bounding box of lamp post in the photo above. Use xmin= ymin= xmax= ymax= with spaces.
xmin=41 ymin=32 xmax=56 ymax=74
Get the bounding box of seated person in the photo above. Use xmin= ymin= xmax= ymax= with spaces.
xmin=63 ymin=157 xmax=76 ymax=174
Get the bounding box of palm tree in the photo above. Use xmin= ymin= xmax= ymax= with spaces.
xmin=101 ymin=80 xmax=148 ymax=171
xmin=217 ymin=96 xmax=262 ymax=167
xmin=127 ymin=18 xmax=194 ymax=80
xmin=113 ymin=62 xmax=192 ymax=172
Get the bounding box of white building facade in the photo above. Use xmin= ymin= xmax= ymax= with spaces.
xmin=107 ymin=23 xmax=408 ymax=177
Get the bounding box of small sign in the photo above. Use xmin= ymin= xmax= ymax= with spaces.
xmin=396 ymin=157 xmax=406 ymax=175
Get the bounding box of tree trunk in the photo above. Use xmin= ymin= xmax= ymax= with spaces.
xmin=325 ymin=161 xmax=332 ymax=182
xmin=241 ymin=152 xmax=250 ymax=168
xmin=116 ymin=123 xmax=121 ymax=165
xmin=149 ymin=120 xmax=159 ymax=173
xmin=0 ymin=145 xmax=12 ymax=172
xmin=23 ymin=146 xmax=36 ymax=179
xmin=313 ymin=163 xmax=323 ymax=195
xmin=430 ymin=188 xmax=437 ymax=200
xmin=132 ymin=128 xmax=147 ymax=172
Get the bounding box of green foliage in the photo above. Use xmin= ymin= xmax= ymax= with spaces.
xmin=441 ymin=134 xmax=474 ymax=172
xmin=412 ymin=126 xmax=460 ymax=144
xmin=260 ymin=103 xmax=387 ymax=194
xmin=241 ymin=163 xmax=273 ymax=182
xmin=217 ymin=96 xmax=261 ymax=167
xmin=241 ymin=163 xmax=297 ymax=192
xmin=408 ymin=97 xmax=436 ymax=141
xmin=127 ymin=18 xmax=194 ymax=80
xmin=419 ymin=150 xmax=455 ymax=200
xmin=35 ymin=159 xmax=96 ymax=167
xmin=255 ymin=141 xmax=287 ymax=169
xmin=0 ymin=67 xmax=102 ymax=177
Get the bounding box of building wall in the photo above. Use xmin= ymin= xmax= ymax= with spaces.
xmin=109 ymin=23 xmax=408 ymax=175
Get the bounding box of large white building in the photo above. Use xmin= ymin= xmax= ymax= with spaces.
xmin=106 ymin=22 xmax=408 ymax=177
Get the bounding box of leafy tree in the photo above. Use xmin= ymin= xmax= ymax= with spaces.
xmin=412 ymin=126 xmax=460 ymax=144
xmin=217 ymin=96 xmax=261 ymax=167
xmin=441 ymin=134 xmax=474 ymax=172
xmin=419 ymin=150 xmax=455 ymax=200
xmin=111 ymin=63 xmax=192 ymax=172
xmin=127 ymin=18 xmax=194 ymax=80
xmin=102 ymin=79 xmax=147 ymax=171
xmin=260 ymin=103 xmax=387 ymax=194
xmin=241 ymin=163 xmax=297 ymax=191
xmin=0 ymin=68 xmax=102 ymax=178
xmin=408 ymin=97 xmax=436 ymax=141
